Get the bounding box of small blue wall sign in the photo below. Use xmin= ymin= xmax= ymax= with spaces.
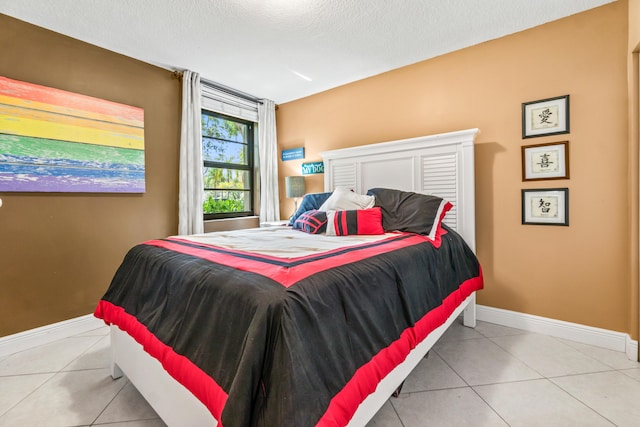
xmin=281 ymin=147 xmax=305 ymax=161
xmin=302 ymin=161 xmax=324 ymax=175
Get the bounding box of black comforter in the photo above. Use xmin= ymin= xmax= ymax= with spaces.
xmin=95 ymin=225 xmax=482 ymax=426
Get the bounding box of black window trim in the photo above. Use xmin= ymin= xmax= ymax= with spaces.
xmin=202 ymin=110 xmax=255 ymax=221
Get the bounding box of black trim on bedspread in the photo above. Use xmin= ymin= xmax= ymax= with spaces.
xmin=96 ymin=225 xmax=481 ymax=426
xmin=163 ymin=232 xmax=417 ymax=268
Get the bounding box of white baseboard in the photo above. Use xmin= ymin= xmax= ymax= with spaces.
xmin=0 ymin=314 xmax=104 ymax=358
xmin=477 ymin=305 xmax=639 ymax=362
xmin=627 ymin=335 xmax=639 ymax=362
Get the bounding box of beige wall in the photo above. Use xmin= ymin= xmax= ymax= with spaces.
xmin=629 ymin=0 xmax=640 ymax=49
xmin=0 ymin=15 xmax=181 ymax=336
xmin=277 ymin=2 xmax=636 ymax=336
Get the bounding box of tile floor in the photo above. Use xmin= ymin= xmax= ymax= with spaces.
xmin=1 ymin=319 xmax=640 ymax=426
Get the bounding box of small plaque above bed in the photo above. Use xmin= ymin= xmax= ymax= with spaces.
xmin=282 ymin=147 xmax=305 ymax=161
xmin=302 ymin=161 xmax=324 ymax=175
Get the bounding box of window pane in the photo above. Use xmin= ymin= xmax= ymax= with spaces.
xmin=203 ymin=190 xmax=250 ymax=214
xmin=203 ymin=167 xmax=249 ymax=190
xmin=202 ymin=114 xmax=249 ymax=165
xmin=201 ymin=110 xmax=254 ymax=218
xmin=202 ymin=114 xmax=249 ymax=142
xmin=202 ymin=137 xmax=248 ymax=165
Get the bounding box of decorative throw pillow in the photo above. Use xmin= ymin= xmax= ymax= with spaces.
xmin=319 ymin=187 xmax=375 ymax=211
xmin=366 ymin=188 xmax=451 ymax=239
xmin=288 ymin=192 xmax=332 ymax=226
xmin=292 ymin=210 xmax=328 ymax=234
xmin=325 ymin=207 xmax=384 ymax=236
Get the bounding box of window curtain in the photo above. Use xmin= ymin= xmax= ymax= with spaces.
xmin=178 ymin=70 xmax=204 ymax=235
xmin=258 ymin=99 xmax=280 ymax=222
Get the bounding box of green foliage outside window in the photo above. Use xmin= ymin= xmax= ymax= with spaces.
xmin=203 ymin=195 xmax=244 ymax=213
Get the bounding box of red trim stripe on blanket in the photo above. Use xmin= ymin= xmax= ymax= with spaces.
xmin=317 ymin=269 xmax=483 ymax=426
xmin=145 ymin=230 xmax=444 ymax=288
xmin=94 ymin=268 xmax=483 ymax=427
xmin=94 ymin=301 xmax=228 ymax=426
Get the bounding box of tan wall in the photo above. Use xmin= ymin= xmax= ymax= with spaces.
xmin=277 ymin=2 xmax=634 ymax=335
xmin=0 ymin=15 xmax=181 ymax=336
xmin=630 ymin=0 xmax=640 ymax=49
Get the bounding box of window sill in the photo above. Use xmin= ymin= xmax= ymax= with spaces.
xmin=203 ymin=216 xmax=260 ymax=233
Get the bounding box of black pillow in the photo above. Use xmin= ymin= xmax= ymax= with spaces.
xmin=288 ymin=192 xmax=332 ymax=225
xmin=366 ymin=188 xmax=451 ymax=238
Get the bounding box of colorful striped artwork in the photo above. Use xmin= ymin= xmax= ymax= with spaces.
xmin=0 ymin=76 xmax=144 ymax=193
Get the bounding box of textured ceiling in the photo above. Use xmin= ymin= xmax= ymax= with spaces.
xmin=0 ymin=0 xmax=614 ymax=103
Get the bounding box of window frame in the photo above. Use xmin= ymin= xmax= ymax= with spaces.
xmin=201 ymin=110 xmax=255 ymax=221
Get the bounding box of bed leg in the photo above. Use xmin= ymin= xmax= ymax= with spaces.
xmin=111 ymin=362 xmax=123 ymax=379
xmin=109 ymin=325 xmax=123 ymax=379
xmin=392 ymin=381 xmax=405 ymax=398
xmin=463 ymin=292 xmax=477 ymax=328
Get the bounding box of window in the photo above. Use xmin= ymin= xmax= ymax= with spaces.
xmin=201 ymin=110 xmax=254 ymax=220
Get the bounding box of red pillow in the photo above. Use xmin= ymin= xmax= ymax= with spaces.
xmin=326 ymin=207 xmax=384 ymax=236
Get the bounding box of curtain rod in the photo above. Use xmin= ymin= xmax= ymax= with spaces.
xmin=172 ymin=70 xmax=263 ymax=104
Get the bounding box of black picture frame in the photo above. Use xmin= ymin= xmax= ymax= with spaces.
xmin=521 ymin=188 xmax=569 ymax=226
xmin=522 ymin=95 xmax=570 ymax=139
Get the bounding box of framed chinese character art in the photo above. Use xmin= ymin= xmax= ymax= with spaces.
xmin=522 ymin=95 xmax=569 ymax=139
xmin=522 ymin=141 xmax=569 ymax=181
xmin=522 ymin=188 xmax=569 ymax=226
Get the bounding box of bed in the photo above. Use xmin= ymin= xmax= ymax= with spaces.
xmin=94 ymin=128 xmax=482 ymax=427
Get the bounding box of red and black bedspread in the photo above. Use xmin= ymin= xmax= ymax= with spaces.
xmin=94 ymin=224 xmax=482 ymax=427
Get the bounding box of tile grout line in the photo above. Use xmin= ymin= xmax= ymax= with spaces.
xmin=88 ymin=378 xmax=130 ymax=427
xmin=435 ymin=334 xmax=513 ymax=426
xmin=476 ymin=325 xmax=629 ymax=426
xmin=547 ymin=375 xmax=619 ymax=426
xmin=0 ymin=370 xmax=57 ymax=421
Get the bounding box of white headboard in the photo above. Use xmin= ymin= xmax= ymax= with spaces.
xmin=320 ymin=128 xmax=479 ymax=252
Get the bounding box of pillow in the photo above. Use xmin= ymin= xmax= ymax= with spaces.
xmin=366 ymin=188 xmax=451 ymax=239
xmin=288 ymin=192 xmax=332 ymax=225
xmin=326 ymin=207 xmax=384 ymax=236
xmin=319 ymin=187 xmax=375 ymax=212
xmin=292 ymin=210 xmax=327 ymax=234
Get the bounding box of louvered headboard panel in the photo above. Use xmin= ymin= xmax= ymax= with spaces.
xmin=422 ymin=153 xmax=458 ymax=230
xmin=321 ymin=129 xmax=479 ymax=252
xmin=329 ymin=163 xmax=357 ymax=190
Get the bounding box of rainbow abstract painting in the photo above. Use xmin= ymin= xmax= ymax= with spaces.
xmin=0 ymin=76 xmax=145 ymax=193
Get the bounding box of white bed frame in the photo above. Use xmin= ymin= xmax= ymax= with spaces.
xmin=109 ymin=128 xmax=481 ymax=427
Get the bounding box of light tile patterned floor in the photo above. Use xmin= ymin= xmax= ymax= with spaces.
xmin=1 ymin=320 xmax=639 ymax=426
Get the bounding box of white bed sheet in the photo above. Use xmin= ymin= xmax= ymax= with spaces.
xmin=175 ymin=226 xmax=396 ymax=258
